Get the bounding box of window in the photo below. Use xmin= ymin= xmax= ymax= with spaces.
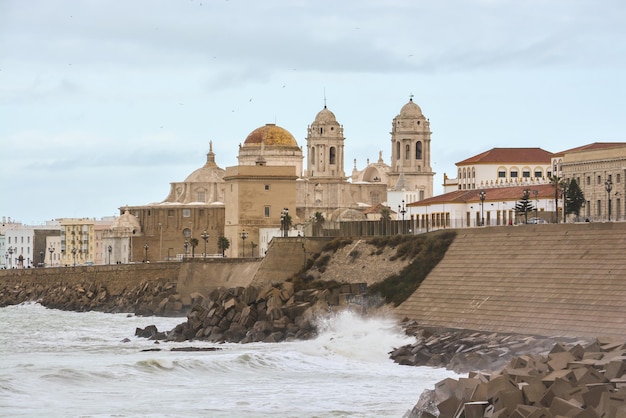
xmin=419 ymin=190 xmax=425 ymax=200
xmin=264 ymin=206 xmax=270 ymax=217
xmin=405 ymin=144 xmax=410 ymax=160
xmin=396 ymin=142 xmax=400 ymax=160
xmin=617 ymin=174 xmax=621 ymax=183
xmin=510 ymin=170 xmax=518 ymax=178
xmin=183 ymin=209 xmax=191 ymax=218
xmin=534 ymin=170 xmax=542 ymax=178
xmin=586 ymin=176 xmax=591 ymax=186
xmin=311 ymin=147 xmax=315 ymax=164
xmin=264 ymin=184 xmax=270 ymax=191
xmin=597 ymin=200 xmax=602 ymax=216
xmin=415 ymin=141 xmax=422 ymax=159
xmin=168 ymin=210 xmax=174 ymax=217
xmin=597 ymin=176 xmax=602 ymax=185
xmin=183 ymin=228 xmax=191 ymax=238
xmin=498 ymin=170 xmax=506 ymax=178
xmin=522 ymin=170 xmax=531 ymax=178
xmin=199 ymin=209 xmax=204 ymax=217
xmin=197 ymin=191 xmax=206 ymax=202
xmin=329 ymin=147 xmax=336 ymax=165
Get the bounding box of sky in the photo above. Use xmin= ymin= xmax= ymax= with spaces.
xmin=1 ymin=0 xmax=625 ymax=225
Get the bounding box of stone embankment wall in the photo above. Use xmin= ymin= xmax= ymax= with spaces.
xmin=395 ymin=222 xmax=626 ymax=339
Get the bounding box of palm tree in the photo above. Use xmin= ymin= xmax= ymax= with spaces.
xmin=189 ymin=238 xmax=199 ymax=258
xmin=217 ymin=236 xmax=230 ymax=257
xmin=312 ymin=211 xmax=325 ymax=236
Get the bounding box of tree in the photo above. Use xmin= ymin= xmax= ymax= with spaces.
xmin=189 ymin=238 xmax=199 ymax=258
xmin=380 ymin=207 xmax=391 ymax=221
xmin=217 ymin=236 xmax=230 ymax=257
xmin=514 ymin=188 xmax=535 ymax=224
xmin=312 ymin=211 xmax=325 ymax=236
xmin=565 ymin=178 xmax=585 ymax=218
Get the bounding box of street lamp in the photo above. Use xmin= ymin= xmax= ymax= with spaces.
xmin=183 ymin=240 xmax=189 ymax=259
xmin=240 ymin=230 xmax=248 ymax=257
xmin=398 ymin=199 xmax=407 ymax=233
xmin=144 ymin=243 xmax=149 ymax=262
xmin=39 ymin=251 xmax=44 ymax=267
xmin=479 ymin=190 xmax=486 ymax=226
xmin=200 ymin=230 xmax=210 ymax=258
xmin=107 ymin=245 xmax=112 ymax=265
xmin=280 ymin=208 xmax=289 ymax=237
xmin=605 ymin=178 xmax=613 ymax=221
xmin=533 ymin=190 xmax=539 ymax=221
xmin=49 ymin=246 xmax=55 ymax=267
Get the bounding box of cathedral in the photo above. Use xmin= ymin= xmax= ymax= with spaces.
xmin=121 ymin=98 xmax=434 ymax=260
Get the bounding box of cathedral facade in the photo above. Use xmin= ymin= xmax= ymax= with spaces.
xmin=120 ymin=98 xmax=434 ymax=260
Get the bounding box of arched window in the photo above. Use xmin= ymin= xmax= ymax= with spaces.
xmin=329 ymin=147 xmax=336 ymax=165
xmin=311 ymin=147 xmax=315 ymax=164
xmin=405 ymin=144 xmax=410 ymax=159
xmin=396 ymin=141 xmax=401 ymax=160
xmin=415 ymin=141 xmax=422 ymax=159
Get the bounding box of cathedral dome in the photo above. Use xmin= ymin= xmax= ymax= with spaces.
xmin=184 ymin=142 xmax=225 ymax=183
xmin=399 ymin=98 xmax=423 ymax=117
xmin=243 ymin=124 xmax=299 ymax=147
xmin=314 ymin=106 xmax=337 ymax=123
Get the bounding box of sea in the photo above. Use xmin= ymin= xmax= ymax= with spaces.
xmin=0 ymin=303 xmax=460 ymax=418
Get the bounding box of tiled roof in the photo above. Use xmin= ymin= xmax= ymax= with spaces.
xmin=553 ymin=142 xmax=626 ymax=156
xmin=408 ymin=183 xmax=556 ymax=206
xmin=457 ymin=148 xmax=553 ymax=165
xmin=361 ymin=202 xmax=391 ymax=215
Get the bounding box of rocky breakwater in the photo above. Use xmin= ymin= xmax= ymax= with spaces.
xmin=404 ymin=338 xmax=626 ymax=418
xmin=0 ymin=278 xmax=186 ymax=316
xmin=136 ymin=282 xmax=349 ymax=344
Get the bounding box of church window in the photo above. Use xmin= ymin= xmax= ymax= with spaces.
xmin=417 ymin=121 xmax=420 ymax=125
xmin=183 ymin=209 xmax=191 ymax=218
xmin=264 ymin=206 xmax=270 ymax=217
xmin=420 ymin=190 xmax=425 ymax=200
xmin=396 ymin=142 xmax=400 ymax=160
xmin=329 ymin=147 xmax=336 ymax=165
xmin=197 ymin=191 xmax=206 ymax=202
xmin=320 ymin=127 xmax=323 ymax=134
xmin=264 ymin=184 xmax=270 ymax=191
xmin=371 ymin=193 xmax=379 ymax=205
xmin=311 ymin=147 xmax=315 ymax=164
xmin=415 ymin=141 xmax=422 ymax=159
xmin=405 ymin=144 xmax=410 ymax=159
xmin=168 ymin=210 xmax=174 ymax=217
xmin=183 ymin=228 xmax=191 ymax=238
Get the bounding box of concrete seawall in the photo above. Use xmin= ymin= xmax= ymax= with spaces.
xmin=394 ymin=222 xmax=626 ymax=339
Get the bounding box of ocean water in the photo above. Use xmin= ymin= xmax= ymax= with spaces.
xmin=0 ymin=303 xmax=459 ymax=417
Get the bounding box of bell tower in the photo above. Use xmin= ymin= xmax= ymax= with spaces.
xmin=389 ymin=96 xmax=434 ymax=198
xmin=306 ymin=105 xmax=346 ymax=180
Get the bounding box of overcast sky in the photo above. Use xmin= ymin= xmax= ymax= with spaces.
xmin=1 ymin=0 xmax=625 ymax=225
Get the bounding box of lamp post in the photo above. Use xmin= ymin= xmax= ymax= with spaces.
xmin=39 ymin=251 xmax=44 ymax=267
xmin=605 ymin=178 xmax=613 ymax=221
xmin=144 ymin=243 xmax=149 ymax=262
xmin=107 ymin=245 xmax=112 ymax=265
xmin=280 ymin=208 xmax=289 ymax=237
xmin=200 ymin=230 xmax=209 ymax=258
xmin=8 ymin=247 xmax=13 ymax=268
xmin=183 ymin=240 xmax=189 ymax=259
xmin=49 ymin=246 xmax=55 ymax=267
xmin=240 ymin=230 xmax=248 ymax=257
xmin=533 ymin=190 xmax=539 ymax=222
xmin=479 ymin=190 xmax=486 ymax=226
xmin=398 ymin=199 xmax=407 ymax=233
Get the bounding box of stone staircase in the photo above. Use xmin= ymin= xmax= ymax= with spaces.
xmin=395 ymin=222 xmax=626 ymax=339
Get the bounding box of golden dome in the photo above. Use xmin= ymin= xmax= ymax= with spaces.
xmin=243 ymin=124 xmax=299 ymax=147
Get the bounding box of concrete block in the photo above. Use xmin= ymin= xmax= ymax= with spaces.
xmin=487 ymin=374 xmax=518 ymax=400
xmin=548 ymin=396 xmax=583 ymax=417
xmin=493 ymin=389 xmax=524 ymax=413
xmin=522 ymin=381 xmax=548 ymax=405
xmin=548 ymin=352 xmax=576 ymax=371
xmin=463 ymin=401 xmax=490 ymax=418
xmin=437 ymin=395 xmax=461 ymax=418
xmin=581 ymin=384 xmax=610 ymax=409
xmin=605 ymin=359 xmax=626 ymax=380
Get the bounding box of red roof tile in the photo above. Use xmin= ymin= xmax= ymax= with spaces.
xmin=408 ymin=184 xmax=557 ymax=206
xmin=553 ymin=142 xmax=626 ymax=156
xmin=457 ymin=148 xmax=553 ymax=165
